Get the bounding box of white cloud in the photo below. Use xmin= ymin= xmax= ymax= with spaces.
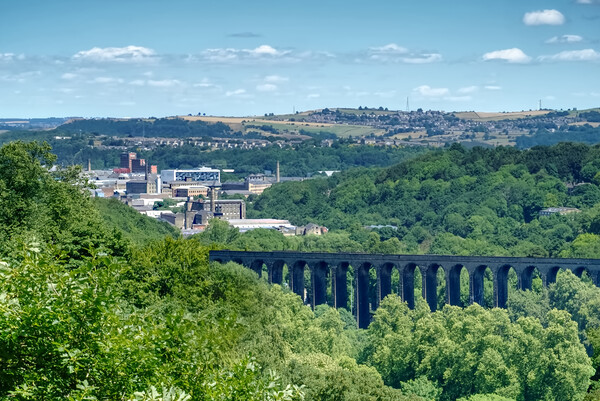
xmin=367 ymin=44 xmax=441 ymax=64
xmin=0 ymin=53 xmax=24 ymax=62
xmin=539 ymin=48 xmax=600 ymax=61
xmin=147 ymin=79 xmax=182 ymax=87
xmin=546 ymin=34 xmax=583 ymax=44
xmin=73 ymin=46 xmax=157 ymax=63
xmin=0 ymin=53 xmax=15 ymax=61
xmin=307 ymin=93 xmax=320 ymax=99
xmin=264 ymin=75 xmax=289 ymax=83
xmin=225 ymin=89 xmax=246 ymax=97
xmin=252 ymin=45 xmax=279 ymax=56
xmin=61 ymin=73 xmax=78 ymax=80
xmin=483 ymin=48 xmax=531 ymax=63
xmin=523 ymin=10 xmax=565 ymax=26
xmin=402 ymin=53 xmax=442 ymax=64
xmin=0 ymin=71 xmax=41 ymax=83
xmin=369 ymin=43 xmax=408 ymax=55
xmin=256 ymin=83 xmax=277 ymax=92
xmin=413 ymin=85 xmax=449 ymax=97
xmin=484 ymin=85 xmax=502 ymax=90
xmin=192 ymin=77 xmax=218 ymax=88
xmin=458 ymin=86 xmax=478 ymax=94
xmin=201 ymin=45 xmax=291 ymax=63
xmin=129 ymin=79 xmax=146 ymax=86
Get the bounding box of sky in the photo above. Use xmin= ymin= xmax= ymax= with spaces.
xmin=0 ymin=0 xmax=599 ymax=117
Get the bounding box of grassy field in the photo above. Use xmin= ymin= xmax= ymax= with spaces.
xmin=252 ymin=121 xmax=384 ymax=138
xmin=571 ymin=122 xmax=600 ymax=127
xmin=569 ymin=107 xmax=600 ymax=117
xmin=335 ymin=108 xmax=399 ymax=116
xmin=454 ymin=110 xmax=551 ymax=121
xmin=178 ymin=115 xmax=383 ymax=138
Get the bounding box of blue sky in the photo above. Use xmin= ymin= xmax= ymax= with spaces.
xmin=1 ymin=0 xmax=599 ymax=117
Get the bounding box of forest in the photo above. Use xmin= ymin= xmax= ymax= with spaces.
xmin=250 ymin=142 xmax=600 ymax=259
xmin=3 ymin=141 xmax=600 ymax=400
xmin=59 ymin=118 xmax=234 ymax=139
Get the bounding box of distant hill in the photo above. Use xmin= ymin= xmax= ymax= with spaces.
xmin=60 ymin=117 xmax=233 ymax=138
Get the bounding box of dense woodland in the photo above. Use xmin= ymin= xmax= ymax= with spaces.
xmin=250 ymin=142 xmax=600 ymax=259
xmin=3 ymin=141 xmax=600 ymax=400
xmin=60 ymin=118 xmax=234 ymax=139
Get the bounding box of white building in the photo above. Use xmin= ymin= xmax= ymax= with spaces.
xmin=160 ymin=167 xmax=220 ymax=183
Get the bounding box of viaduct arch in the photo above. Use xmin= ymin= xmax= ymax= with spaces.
xmin=209 ymin=250 xmax=600 ymax=329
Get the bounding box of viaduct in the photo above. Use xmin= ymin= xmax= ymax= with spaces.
xmin=209 ymin=250 xmax=600 ymax=328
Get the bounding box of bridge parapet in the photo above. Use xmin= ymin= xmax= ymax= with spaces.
xmin=209 ymin=250 xmax=600 ymax=328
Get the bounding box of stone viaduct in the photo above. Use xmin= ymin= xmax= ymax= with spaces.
xmin=209 ymin=250 xmax=600 ymax=328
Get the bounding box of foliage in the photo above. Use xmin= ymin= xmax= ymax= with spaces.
xmin=0 ymin=141 xmax=126 ymax=261
xmin=0 ymin=129 xmax=426 ymax=174
xmin=60 ymin=117 xmax=233 ymax=139
xmin=2 ymin=139 xmax=600 ymax=400
xmin=93 ymin=197 xmax=179 ymax=247
xmin=363 ymin=296 xmax=594 ymax=401
xmin=516 ymin=125 xmax=600 ymax=148
xmin=250 ymin=143 xmax=600 ymax=257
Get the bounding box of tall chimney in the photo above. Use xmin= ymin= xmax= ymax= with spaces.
xmin=276 ymin=160 xmax=280 ymax=183
xmin=210 ymin=186 xmax=216 ymax=213
xmin=88 ymin=159 xmax=91 ymax=172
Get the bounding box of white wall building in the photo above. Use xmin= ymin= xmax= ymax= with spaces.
xmin=161 ymin=167 xmax=220 ymax=183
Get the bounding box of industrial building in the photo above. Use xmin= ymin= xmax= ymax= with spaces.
xmin=161 ymin=167 xmax=220 ymax=183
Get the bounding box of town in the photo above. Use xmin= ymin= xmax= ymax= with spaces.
xmin=87 ymin=151 xmax=328 ymax=236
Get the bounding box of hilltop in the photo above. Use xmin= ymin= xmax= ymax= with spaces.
xmin=2 ymin=108 xmax=600 ymax=157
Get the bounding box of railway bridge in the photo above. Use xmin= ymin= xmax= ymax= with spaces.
xmin=209 ymin=250 xmax=600 ymax=328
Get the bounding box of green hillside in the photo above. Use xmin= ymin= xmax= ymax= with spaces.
xmin=1 ymin=140 xmax=600 ymax=400
xmin=250 ymin=142 xmax=600 ymax=258
xmin=92 ymin=197 xmax=180 ymax=246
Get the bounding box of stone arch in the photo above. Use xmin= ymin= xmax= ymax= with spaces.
xmin=521 ymin=265 xmax=542 ymax=291
xmin=356 ymin=262 xmax=375 ymax=329
xmin=425 ymin=263 xmax=445 ymax=312
xmin=547 ymin=266 xmax=562 ymax=285
xmin=233 ymin=258 xmax=244 ymax=265
xmin=311 ymin=261 xmax=330 ymax=308
xmin=250 ymin=259 xmax=265 ymax=278
xmin=448 ymin=264 xmax=466 ymax=306
xmin=269 ymin=260 xmax=285 ymax=285
xmin=402 ymin=263 xmax=420 ymax=310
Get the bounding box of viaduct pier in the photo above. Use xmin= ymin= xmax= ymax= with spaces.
xmin=209 ymin=250 xmax=600 ymax=328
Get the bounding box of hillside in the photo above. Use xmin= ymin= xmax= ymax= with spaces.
xmin=250 ymin=142 xmax=600 ymax=258
xmin=92 ymin=197 xmax=180 ymax=246
xmin=1 ymin=140 xmax=600 ymax=401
